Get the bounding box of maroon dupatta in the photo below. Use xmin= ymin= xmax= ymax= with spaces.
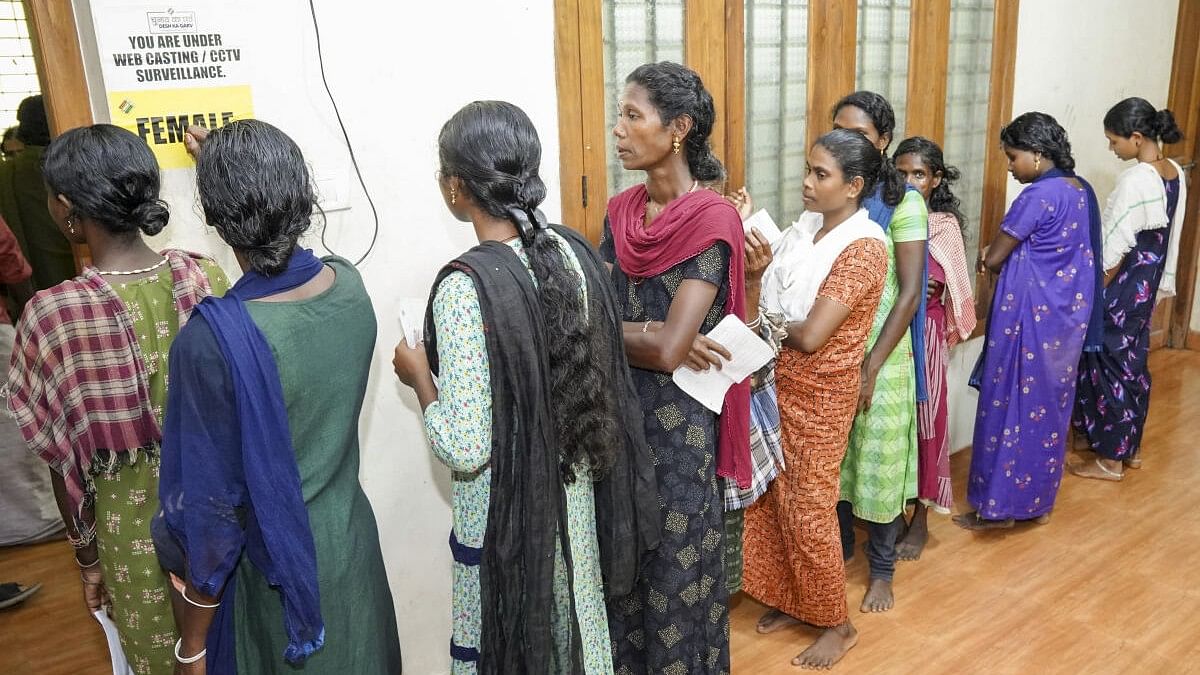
xmin=607 ymin=184 xmax=751 ymax=489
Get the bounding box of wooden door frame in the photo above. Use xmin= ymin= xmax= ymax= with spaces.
xmin=554 ymin=0 xmax=608 ymax=243
xmin=970 ymin=0 xmax=1020 ymax=337
xmin=23 ymin=0 xmax=94 ymax=268
xmin=1164 ymin=0 xmax=1200 ymax=348
xmin=905 ymin=0 xmax=951 ymax=144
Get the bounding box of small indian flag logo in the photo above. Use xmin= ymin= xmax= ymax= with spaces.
xmin=118 ymin=99 xmax=134 ymax=114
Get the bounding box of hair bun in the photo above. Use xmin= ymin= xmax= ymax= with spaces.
xmin=1156 ymin=108 xmax=1183 ymax=145
xmin=131 ymin=199 xmax=169 ymax=236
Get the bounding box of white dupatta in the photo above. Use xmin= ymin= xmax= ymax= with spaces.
xmin=1101 ymin=159 xmax=1187 ymax=294
xmin=759 ymin=208 xmax=888 ymax=322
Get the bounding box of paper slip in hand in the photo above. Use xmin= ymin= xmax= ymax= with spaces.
xmin=672 ymin=314 xmax=775 ymax=413
xmin=743 ymin=208 xmax=784 ymax=246
xmin=397 ymin=298 xmax=427 ymax=349
xmin=93 ymin=608 xmax=135 ymax=675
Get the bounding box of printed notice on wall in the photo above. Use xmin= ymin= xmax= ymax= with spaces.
xmin=93 ymin=2 xmax=253 ymax=169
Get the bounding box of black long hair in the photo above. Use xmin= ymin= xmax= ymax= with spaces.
xmin=195 ymin=119 xmax=316 ymax=276
xmin=1104 ymin=97 xmax=1184 ymax=145
xmin=626 ymin=61 xmax=725 ymax=182
xmin=894 ymin=136 xmax=966 ymax=231
xmin=438 ymin=100 xmax=617 ymax=482
xmin=1000 ymin=111 xmax=1075 ymax=171
xmin=42 ymin=124 xmax=169 ymax=237
xmin=832 ymin=90 xmax=905 ymax=206
xmin=813 ymin=129 xmax=887 ymax=208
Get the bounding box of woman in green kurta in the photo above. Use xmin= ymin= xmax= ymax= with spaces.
xmin=8 ymin=125 xmax=228 ymax=675
xmin=394 ymin=101 xmax=656 ymax=674
xmin=831 ymin=92 xmax=928 ymax=616
xmin=154 ymin=120 xmax=401 ymax=673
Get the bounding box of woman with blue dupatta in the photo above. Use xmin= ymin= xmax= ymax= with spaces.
xmin=955 ymin=112 xmax=1103 ymax=530
xmin=152 ymin=120 xmax=402 ymax=673
xmin=829 ymin=91 xmax=929 ymax=614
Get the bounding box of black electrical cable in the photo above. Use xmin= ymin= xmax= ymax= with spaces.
xmin=306 ymin=0 xmax=379 ymax=266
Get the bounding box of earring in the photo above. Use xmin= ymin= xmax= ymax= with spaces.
xmin=450 ymin=187 xmax=457 ymax=206
xmin=66 ymin=217 xmax=76 ymax=236
xmin=1034 ymin=155 xmax=1041 ymax=172
xmin=672 ymin=136 xmax=681 ymax=155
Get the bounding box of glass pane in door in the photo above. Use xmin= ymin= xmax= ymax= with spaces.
xmin=743 ymin=0 xmax=809 ymax=224
xmin=602 ymin=0 xmax=686 ymax=199
xmin=856 ymin=0 xmax=911 ymax=140
xmin=942 ymin=0 xmax=994 ymax=289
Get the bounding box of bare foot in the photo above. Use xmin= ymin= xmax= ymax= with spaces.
xmin=859 ymin=578 xmax=893 ymax=613
xmin=1068 ymin=457 xmax=1124 ymax=482
xmin=952 ymin=511 xmax=1014 ymax=531
xmin=1035 ymin=512 xmax=1052 ymax=525
xmin=792 ymin=622 xmax=858 ymax=670
xmin=896 ymin=505 xmax=928 ymax=561
xmin=757 ymin=608 xmax=800 ymax=634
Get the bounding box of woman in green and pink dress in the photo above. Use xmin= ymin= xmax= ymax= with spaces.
xmin=8 ymin=124 xmax=228 ymax=675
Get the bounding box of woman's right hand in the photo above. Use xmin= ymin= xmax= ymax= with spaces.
xmin=683 ymin=333 xmax=732 ymax=372
xmin=727 ymin=187 xmax=754 ymax=221
xmin=80 ymin=566 xmax=109 ymax=615
xmin=927 ymin=278 xmax=945 ymax=301
xmin=183 ymin=125 xmax=209 ymax=160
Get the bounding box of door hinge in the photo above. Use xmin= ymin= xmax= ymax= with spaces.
xmin=581 ymin=175 xmax=589 ymax=209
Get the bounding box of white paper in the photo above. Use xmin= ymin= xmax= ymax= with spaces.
xmin=672 ymin=314 xmax=775 ymax=413
xmin=742 ymin=208 xmax=784 ymax=246
xmin=396 ymin=298 xmax=427 ymax=349
xmin=93 ymin=608 xmax=135 ymax=675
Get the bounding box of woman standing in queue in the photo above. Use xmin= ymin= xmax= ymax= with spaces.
xmin=830 ymin=91 xmax=929 ymax=613
xmin=742 ymin=129 xmax=889 ymax=670
xmin=602 ymin=61 xmax=748 ymax=675
xmin=1071 ymin=98 xmax=1185 ymax=480
xmin=392 ymin=100 xmax=658 ymax=674
xmin=957 ymin=112 xmax=1102 ymax=530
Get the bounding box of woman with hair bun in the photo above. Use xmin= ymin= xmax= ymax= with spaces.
xmin=957 ymin=111 xmax=1103 ymax=530
xmin=153 ymin=120 xmax=401 ymax=673
xmin=1071 ymin=98 xmax=1186 ymax=481
xmin=6 ymin=123 xmax=229 ymax=674
xmin=602 ymin=61 xmax=747 ymax=674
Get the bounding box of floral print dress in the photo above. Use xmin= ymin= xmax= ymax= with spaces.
xmin=94 ymin=260 xmax=228 ymax=675
xmin=424 ymin=231 xmax=613 ymax=674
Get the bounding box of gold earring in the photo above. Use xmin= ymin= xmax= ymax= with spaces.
xmin=66 ymin=217 xmax=76 ymax=236
xmin=450 ymin=187 xmax=457 ymax=205
xmin=672 ymin=136 xmax=681 ymax=155
xmin=1034 ymin=155 xmax=1041 ymax=171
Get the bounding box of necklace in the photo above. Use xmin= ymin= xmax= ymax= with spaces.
xmin=93 ymin=256 xmax=168 ymax=276
xmin=645 ymin=180 xmax=700 ymax=220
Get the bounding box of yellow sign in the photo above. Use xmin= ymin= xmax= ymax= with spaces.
xmin=107 ymin=85 xmax=253 ymax=169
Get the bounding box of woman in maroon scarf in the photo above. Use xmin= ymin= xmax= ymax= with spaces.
xmin=601 ymin=61 xmax=747 ymax=675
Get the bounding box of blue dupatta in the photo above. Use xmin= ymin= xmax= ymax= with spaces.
xmin=863 ymin=185 xmax=930 ymax=403
xmin=156 ymin=248 xmax=327 ymax=671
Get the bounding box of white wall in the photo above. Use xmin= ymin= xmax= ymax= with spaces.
xmin=945 ymin=0 xmax=1180 ymax=453
xmin=73 ymin=2 xmax=561 ymax=673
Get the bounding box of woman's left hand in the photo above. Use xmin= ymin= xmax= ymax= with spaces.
xmin=744 ymin=228 xmax=773 ymax=285
xmin=175 ymin=655 xmax=206 ymax=675
xmin=392 ymin=340 xmax=430 ymax=388
xmin=857 ymin=357 xmax=880 ymax=413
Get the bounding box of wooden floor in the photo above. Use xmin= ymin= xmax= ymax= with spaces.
xmin=3 ymin=349 xmax=1200 ymax=674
